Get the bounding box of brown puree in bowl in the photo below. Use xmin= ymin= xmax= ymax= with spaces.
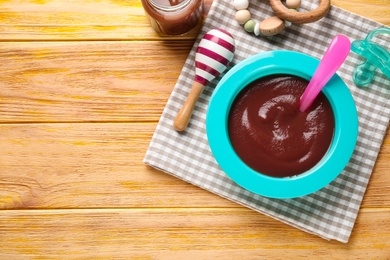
xmin=228 ymin=75 xmax=335 ymax=178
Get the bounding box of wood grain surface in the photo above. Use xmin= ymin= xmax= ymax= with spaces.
xmin=0 ymin=0 xmax=389 ymax=258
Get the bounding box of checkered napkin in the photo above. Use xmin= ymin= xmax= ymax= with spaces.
xmin=144 ymin=0 xmax=389 ymax=242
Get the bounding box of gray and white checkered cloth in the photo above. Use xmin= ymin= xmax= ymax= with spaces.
xmin=144 ymin=0 xmax=389 ymax=243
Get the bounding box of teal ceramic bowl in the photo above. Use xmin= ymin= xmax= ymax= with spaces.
xmin=206 ymin=50 xmax=358 ymax=199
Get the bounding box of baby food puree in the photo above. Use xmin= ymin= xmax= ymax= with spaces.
xmin=228 ymin=75 xmax=334 ymax=178
xmin=141 ymin=0 xmax=203 ymax=36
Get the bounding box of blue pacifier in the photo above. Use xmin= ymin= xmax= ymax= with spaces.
xmin=351 ymin=27 xmax=390 ymax=87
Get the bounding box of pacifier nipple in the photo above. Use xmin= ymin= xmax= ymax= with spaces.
xmin=353 ymin=61 xmax=377 ymax=87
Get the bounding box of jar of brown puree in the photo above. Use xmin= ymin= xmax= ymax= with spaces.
xmin=141 ymin=0 xmax=204 ymax=36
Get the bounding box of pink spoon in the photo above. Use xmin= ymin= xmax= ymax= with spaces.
xmin=174 ymin=28 xmax=235 ymax=132
xmin=299 ymin=34 xmax=351 ymax=112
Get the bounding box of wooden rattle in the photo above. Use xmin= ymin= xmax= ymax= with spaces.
xmin=234 ymin=0 xmax=331 ymax=36
xmin=270 ymin=0 xmax=330 ymax=24
xmin=174 ymin=28 xmax=235 ymax=132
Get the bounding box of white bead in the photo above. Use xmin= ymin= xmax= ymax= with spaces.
xmin=286 ymin=0 xmax=301 ymax=9
xmin=254 ymin=22 xmax=261 ymax=36
xmin=233 ymin=0 xmax=249 ymax=10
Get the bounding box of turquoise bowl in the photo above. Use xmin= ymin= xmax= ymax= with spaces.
xmin=206 ymin=50 xmax=358 ymax=199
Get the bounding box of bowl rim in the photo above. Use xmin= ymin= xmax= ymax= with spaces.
xmin=206 ymin=50 xmax=358 ymax=199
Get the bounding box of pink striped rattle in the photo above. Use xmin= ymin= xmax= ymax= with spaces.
xmin=174 ymin=28 xmax=235 ymax=131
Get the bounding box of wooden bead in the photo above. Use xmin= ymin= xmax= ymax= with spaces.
xmin=235 ymin=10 xmax=251 ymax=25
xmin=259 ymin=16 xmax=285 ymax=36
xmin=286 ymin=0 xmax=301 ymax=9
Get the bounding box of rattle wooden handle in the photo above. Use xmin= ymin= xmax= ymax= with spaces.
xmin=270 ymin=0 xmax=330 ymax=24
xmin=174 ymin=81 xmax=205 ymax=132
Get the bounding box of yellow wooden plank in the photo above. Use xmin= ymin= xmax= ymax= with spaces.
xmin=0 ymin=123 xmax=388 ymax=209
xmin=332 ymin=0 xmax=390 ymax=25
xmin=0 ymin=0 xmax=213 ymax=41
xmin=0 ymin=0 xmax=388 ymax=41
xmin=0 ymin=41 xmax=193 ymax=123
xmin=364 ymin=133 xmax=390 ymax=207
xmin=0 ymin=122 xmax=236 ymax=209
xmin=0 ymin=208 xmax=389 ymax=258
xmin=0 ymin=0 xmax=153 ymax=41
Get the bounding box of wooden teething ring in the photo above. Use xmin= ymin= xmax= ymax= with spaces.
xmin=270 ymin=0 xmax=331 ymax=24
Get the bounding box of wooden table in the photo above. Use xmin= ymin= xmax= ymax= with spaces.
xmin=0 ymin=0 xmax=389 ymax=258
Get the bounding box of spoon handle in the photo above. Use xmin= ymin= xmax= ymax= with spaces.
xmin=299 ymin=34 xmax=351 ymax=112
xmin=174 ymin=81 xmax=205 ymax=131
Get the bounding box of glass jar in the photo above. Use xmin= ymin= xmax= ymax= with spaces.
xmin=141 ymin=0 xmax=204 ymax=36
